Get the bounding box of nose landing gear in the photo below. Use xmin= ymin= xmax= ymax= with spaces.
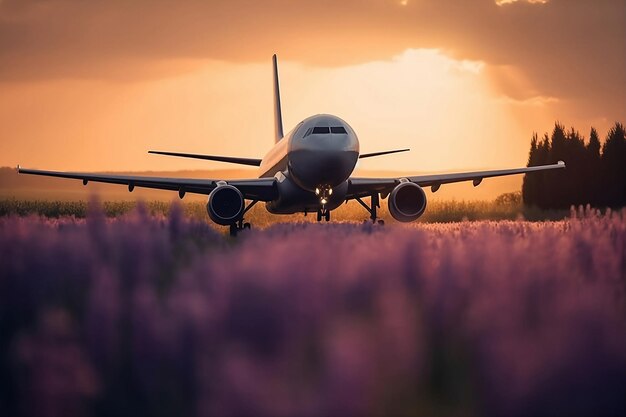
xmin=315 ymin=186 xmax=333 ymax=222
xmin=316 ymin=208 xmax=330 ymax=222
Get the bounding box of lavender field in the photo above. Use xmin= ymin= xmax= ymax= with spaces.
xmin=1 ymin=206 xmax=625 ymax=417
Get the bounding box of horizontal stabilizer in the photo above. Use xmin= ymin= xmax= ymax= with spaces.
xmin=149 ymin=150 xmax=262 ymax=167
xmin=359 ymin=149 xmax=410 ymax=159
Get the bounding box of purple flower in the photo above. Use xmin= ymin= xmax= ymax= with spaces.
xmin=0 ymin=207 xmax=624 ymax=416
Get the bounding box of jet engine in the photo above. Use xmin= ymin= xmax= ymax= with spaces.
xmin=388 ymin=182 xmax=427 ymax=222
xmin=207 ymin=185 xmax=244 ymax=225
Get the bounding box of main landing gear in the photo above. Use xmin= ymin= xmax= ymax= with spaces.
xmin=229 ymin=220 xmax=251 ymax=237
xmin=355 ymin=193 xmax=385 ymax=225
xmin=229 ymin=200 xmax=257 ymax=237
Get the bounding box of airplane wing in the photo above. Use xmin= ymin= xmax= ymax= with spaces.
xmin=347 ymin=161 xmax=565 ymax=199
xmin=17 ymin=167 xmax=277 ymax=201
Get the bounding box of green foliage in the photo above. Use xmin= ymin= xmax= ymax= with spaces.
xmin=523 ymin=121 xmax=626 ymax=209
xmin=495 ymin=191 xmax=521 ymax=206
xmin=0 ymin=199 xmax=171 ymax=218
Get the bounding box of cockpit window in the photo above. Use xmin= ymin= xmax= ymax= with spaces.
xmin=304 ymin=126 xmax=347 ymax=136
xmin=312 ymin=126 xmax=330 ymax=134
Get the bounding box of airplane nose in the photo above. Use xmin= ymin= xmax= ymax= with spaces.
xmin=288 ymin=136 xmax=359 ymax=190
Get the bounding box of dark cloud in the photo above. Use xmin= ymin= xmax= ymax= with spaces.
xmin=0 ymin=0 xmax=624 ymax=118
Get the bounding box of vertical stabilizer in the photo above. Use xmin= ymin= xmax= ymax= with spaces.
xmin=272 ymin=54 xmax=284 ymax=143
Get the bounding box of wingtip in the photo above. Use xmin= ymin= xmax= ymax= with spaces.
xmin=16 ymin=164 xmax=21 ymax=173
xmin=558 ymin=160 xmax=565 ymax=166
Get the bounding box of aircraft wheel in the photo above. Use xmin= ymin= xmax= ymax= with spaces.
xmin=324 ymin=211 xmax=330 ymax=222
xmin=243 ymin=222 xmax=251 ymax=230
xmin=229 ymin=224 xmax=238 ymax=237
xmin=377 ymin=219 xmax=385 ymax=226
xmin=317 ymin=211 xmax=322 ymax=222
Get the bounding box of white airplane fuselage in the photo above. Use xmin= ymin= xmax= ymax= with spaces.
xmin=259 ymin=114 xmax=359 ymax=214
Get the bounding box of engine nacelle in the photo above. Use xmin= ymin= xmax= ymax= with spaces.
xmin=207 ymin=185 xmax=244 ymax=225
xmin=388 ymin=182 xmax=427 ymax=222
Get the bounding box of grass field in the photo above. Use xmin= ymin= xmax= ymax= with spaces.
xmin=0 ymin=204 xmax=624 ymax=416
xmin=0 ymin=197 xmax=570 ymax=227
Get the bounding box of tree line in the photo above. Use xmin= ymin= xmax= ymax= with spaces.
xmin=522 ymin=121 xmax=626 ymax=209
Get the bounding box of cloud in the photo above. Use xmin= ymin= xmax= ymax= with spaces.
xmin=496 ymin=0 xmax=548 ymax=5
xmin=0 ymin=0 xmax=623 ymax=121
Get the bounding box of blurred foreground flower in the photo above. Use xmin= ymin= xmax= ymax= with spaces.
xmin=0 ymin=206 xmax=624 ymax=416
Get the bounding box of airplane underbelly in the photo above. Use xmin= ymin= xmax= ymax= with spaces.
xmin=288 ymin=149 xmax=358 ymax=191
xmin=266 ymin=173 xmax=348 ymax=214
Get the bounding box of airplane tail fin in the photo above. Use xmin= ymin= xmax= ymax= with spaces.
xmin=273 ymin=54 xmax=284 ymax=143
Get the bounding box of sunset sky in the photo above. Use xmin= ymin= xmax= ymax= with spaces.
xmin=1 ymin=0 xmax=624 ymax=174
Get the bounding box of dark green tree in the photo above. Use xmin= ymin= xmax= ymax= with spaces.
xmin=586 ymin=127 xmax=602 ymax=205
xmin=536 ymin=133 xmax=552 ymax=209
xmin=588 ymin=127 xmax=601 ymax=159
xmin=601 ymin=122 xmax=626 ymax=207
xmin=550 ymin=123 xmax=567 ymax=160
xmin=564 ymin=127 xmax=587 ymax=206
xmin=522 ymin=133 xmax=539 ymax=206
xmin=523 ymin=121 xmax=625 ymax=209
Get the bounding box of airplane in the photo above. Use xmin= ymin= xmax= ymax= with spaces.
xmin=18 ymin=55 xmax=565 ymax=235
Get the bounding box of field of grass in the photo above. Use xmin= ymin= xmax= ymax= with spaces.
xmin=0 ymin=204 xmax=624 ymax=416
xmin=0 ymin=197 xmax=571 ymax=227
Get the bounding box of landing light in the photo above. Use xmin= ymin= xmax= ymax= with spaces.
xmin=315 ymin=188 xmax=320 ymax=195
xmin=321 ymin=198 xmax=328 ymax=205
xmin=329 ymin=188 xmax=333 ymax=195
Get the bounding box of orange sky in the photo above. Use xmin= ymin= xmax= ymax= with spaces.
xmin=0 ymin=0 xmax=624 ymax=176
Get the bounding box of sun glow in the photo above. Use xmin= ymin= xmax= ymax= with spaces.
xmin=1 ymin=49 xmax=547 ymax=177
xmin=278 ymin=49 xmax=523 ymax=172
